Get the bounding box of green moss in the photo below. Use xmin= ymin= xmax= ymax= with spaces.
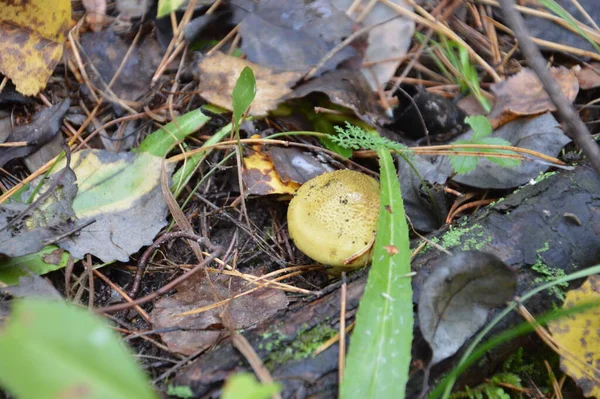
xmin=530 ymin=242 xmax=567 ymax=301
xmin=440 ymin=224 xmax=492 ymax=251
xmin=263 ymin=324 xmax=337 ymax=369
xmin=533 ymin=171 xmax=557 ymax=184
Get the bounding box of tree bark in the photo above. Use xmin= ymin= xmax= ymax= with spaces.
xmin=173 ymin=165 xmax=600 ymax=398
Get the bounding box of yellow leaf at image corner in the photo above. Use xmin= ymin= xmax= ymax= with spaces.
xmin=242 ymin=149 xmax=300 ymax=196
xmin=0 ymin=0 xmax=71 ymax=96
xmin=548 ymin=275 xmax=600 ymax=398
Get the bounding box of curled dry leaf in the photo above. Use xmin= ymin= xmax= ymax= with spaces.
xmin=0 ymin=0 xmax=71 ymax=95
xmin=197 ymin=52 xmax=302 ymax=117
xmin=488 ymin=67 xmax=579 ymax=129
xmin=548 ymin=274 xmax=600 ymax=398
xmin=575 ymin=63 xmax=600 ymax=90
xmin=418 ymin=251 xmax=517 ymax=365
xmin=150 ymin=273 xmax=288 ymax=355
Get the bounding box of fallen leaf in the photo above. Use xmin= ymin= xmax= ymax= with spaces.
xmin=287 ymin=69 xmax=382 ymax=124
xmin=150 ymin=273 xmax=288 ymax=355
xmin=50 ymin=149 xmax=174 ymax=262
xmin=548 ymin=274 xmax=600 ymax=399
xmin=0 ymin=0 xmax=71 ymax=95
xmin=239 ymin=0 xmax=358 ymax=75
xmin=488 ymin=67 xmax=579 ymax=128
xmin=242 ymin=143 xmax=300 ymax=195
xmin=418 ymin=251 xmax=516 ymax=364
xmin=450 ymin=112 xmax=571 ymax=189
xmin=575 ymin=63 xmax=600 ymax=90
xmin=80 ymin=29 xmax=163 ymax=104
xmin=197 ymin=52 xmax=302 ymax=116
xmin=2 ymin=274 xmax=62 ymax=299
xmin=0 ymin=165 xmax=78 ymax=258
xmin=524 ymin=0 xmax=599 ymax=54
xmin=0 ymin=99 xmax=70 ymax=167
xmin=267 ymin=147 xmax=335 ymax=185
xmin=333 ymin=0 xmax=415 ymax=90
xmin=222 ymin=373 xmax=281 ymax=399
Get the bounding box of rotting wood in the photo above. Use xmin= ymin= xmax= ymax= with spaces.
xmin=173 ymin=164 xmax=600 ymax=398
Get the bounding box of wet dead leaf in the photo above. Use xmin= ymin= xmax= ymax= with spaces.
xmin=242 ymin=142 xmax=300 ymax=195
xmin=198 ymin=52 xmax=302 ymax=117
xmin=0 ymin=166 xmax=78 ymax=258
xmin=50 ymin=149 xmax=174 ymax=262
xmin=0 ymin=100 xmax=70 ymax=168
xmin=488 ymin=67 xmax=579 ymax=128
xmin=418 ymin=251 xmax=516 ymax=364
xmin=576 ymin=63 xmax=600 ymax=90
xmin=3 ymin=274 xmax=62 ymax=299
xmin=287 ymin=70 xmax=382 ymax=123
xmin=239 ymin=0 xmax=357 ymax=76
xmin=548 ymin=274 xmax=600 ymax=398
xmin=333 ymin=0 xmax=414 ymax=91
xmin=80 ymin=29 xmax=163 ymax=104
xmin=451 ymin=112 xmax=571 ymax=189
xmin=0 ymin=0 xmax=71 ymax=95
xmin=268 ymin=147 xmax=335 ymax=185
xmin=150 ymin=273 xmax=288 ymax=355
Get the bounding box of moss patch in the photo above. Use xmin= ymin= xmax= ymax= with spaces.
xmin=531 ymin=242 xmax=567 ymax=301
xmin=440 ymin=224 xmax=492 ymax=251
xmin=263 ymin=324 xmax=337 ymax=369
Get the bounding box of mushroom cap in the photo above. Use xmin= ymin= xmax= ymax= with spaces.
xmin=287 ymin=169 xmax=380 ymax=267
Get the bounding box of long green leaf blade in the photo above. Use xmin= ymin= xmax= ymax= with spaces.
xmin=0 ymin=299 xmax=158 ymax=399
xmin=232 ymin=66 xmax=256 ymax=133
xmin=341 ymin=149 xmax=413 ymax=398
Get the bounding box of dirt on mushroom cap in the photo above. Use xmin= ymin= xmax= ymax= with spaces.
xmin=287 ymin=169 xmax=380 ymax=267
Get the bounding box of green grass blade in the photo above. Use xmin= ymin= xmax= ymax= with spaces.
xmin=137 ymin=108 xmax=211 ymax=157
xmin=538 ymin=0 xmax=600 ymax=54
xmin=0 ymin=299 xmax=158 ymax=399
xmin=232 ymin=66 xmax=256 ymax=134
xmin=340 ymin=148 xmax=413 ymax=399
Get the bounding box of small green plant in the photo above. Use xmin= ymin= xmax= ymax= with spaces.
xmin=167 ymin=384 xmax=194 ymax=399
xmin=450 ymin=373 xmax=522 ymax=399
xmin=418 ymin=33 xmax=491 ymax=113
xmin=450 ymin=116 xmax=520 ymax=174
xmin=221 ymin=373 xmax=281 ymax=399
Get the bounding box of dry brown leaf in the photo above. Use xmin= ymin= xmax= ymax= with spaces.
xmin=242 ymin=141 xmax=300 ymax=195
xmin=197 ymin=52 xmax=302 ymax=116
xmin=0 ymin=0 xmax=71 ymax=95
xmin=150 ymin=273 xmax=288 ymax=355
xmin=575 ymin=63 xmax=600 ymax=90
xmin=488 ymin=67 xmax=579 ymax=128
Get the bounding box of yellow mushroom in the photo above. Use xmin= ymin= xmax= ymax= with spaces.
xmin=287 ymin=169 xmax=380 ymax=267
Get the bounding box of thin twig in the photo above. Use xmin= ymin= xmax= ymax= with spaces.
xmin=499 ymin=0 xmax=600 ymax=174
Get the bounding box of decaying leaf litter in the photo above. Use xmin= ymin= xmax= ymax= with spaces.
xmin=0 ymin=0 xmax=599 ymax=398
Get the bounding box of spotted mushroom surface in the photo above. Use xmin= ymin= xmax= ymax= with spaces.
xmin=287 ymin=169 xmax=380 ymax=267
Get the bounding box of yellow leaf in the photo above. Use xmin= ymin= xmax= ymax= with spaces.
xmin=0 ymin=0 xmax=71 ymax=95
xmin=548 ymin=275 xmax=600 ymax=398
xmin=242 ymin=142 xmax=300 ymax=195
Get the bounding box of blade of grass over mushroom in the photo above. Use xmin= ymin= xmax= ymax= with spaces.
xmin=341 ymin=148 xmax=413 ymax=399
xmin=137 ymin=108 xmax=212 ymax=157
